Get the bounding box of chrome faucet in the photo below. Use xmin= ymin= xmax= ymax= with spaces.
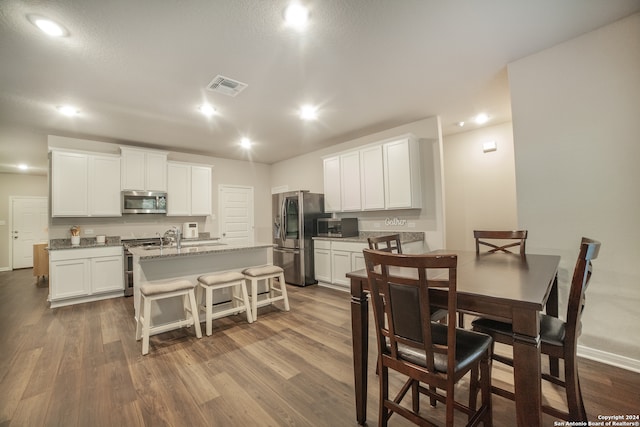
xmin=156 ymin=232 xmax=164 ymax=250
xmin=172 ymin=226 xmax=182 ymax=249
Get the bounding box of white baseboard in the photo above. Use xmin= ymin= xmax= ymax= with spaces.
xmin=0 ymin=266 xmax=10 ymax=272
xmin=578 ymin=344 xmax=640 ymax=373
xmin=317 ymin=281 xmax=349 ymax=293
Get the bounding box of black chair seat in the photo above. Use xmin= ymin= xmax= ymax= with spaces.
xmin=391 ymin=323 xmax=493 ymax=373
xmin=471 ymin=314 xmax=566 ymax=347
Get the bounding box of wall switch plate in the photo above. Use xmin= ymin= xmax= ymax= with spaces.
xmin=408 ymin=222 xmax=416 ymax=228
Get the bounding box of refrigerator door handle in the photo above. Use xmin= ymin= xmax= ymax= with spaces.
xmin=280 ymin=197 xmax=287 ymax=241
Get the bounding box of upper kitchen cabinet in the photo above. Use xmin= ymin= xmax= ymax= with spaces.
xmin=51 ymin=150 xmax=121 ymax=217
xmin=120 ymin=147 xmax=168 ymax=192
xmin=322 ymin=135 xmax=422 ymax=212
xmin=323 ymin=156 xmax=341 ymax=212
xmin=167 ymin=161 xmax=212 ymax=216
xmin=383 ymin=137 xmax=422 ymax=209
xmin=359 ymin=145 xmax=385 ymax=210
xmin=340 ymin=151 xmax=362 ymax=211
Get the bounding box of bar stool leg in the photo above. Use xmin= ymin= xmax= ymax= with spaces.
xmin=204 ymin=285 xmax=213 ymax=336
xmin=188 ymin=289 xmax=202 ymax=338
xmin=278 ymin=272 xmax=290 ymax=312
xmin=240 ymin=280 xmax=254 ymax=323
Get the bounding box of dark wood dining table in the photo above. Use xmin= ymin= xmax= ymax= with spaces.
xmin=346 ymin=250 xmax=561 ymax=427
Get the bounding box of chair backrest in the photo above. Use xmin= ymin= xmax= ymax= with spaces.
xmin=367 ymin=234 xmax=403 ymax=254
xmin=362 ymin=249 xmax=458 ymax=375
xmin=474 ymin=230 xmax=528 ymax=256
xmin=564 ymin=237 xmax=601 ymax=347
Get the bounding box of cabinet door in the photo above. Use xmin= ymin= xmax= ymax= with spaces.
xmin=167 ymin=163 xmax=190 ymax=216
xmin=145 ymin=152 xmax=168 ymax=192
xmin=351 ymin=251 xmax=365 ymax=272
xmin=384 ymin=138 xmax=421 ymax=209
xmin=323 ymin=156 xmax=341 ymax=212
xmin=90 ymin=155 xmax=122 ymax=216
xmin=120 ymin=149 xmax=146 ymax=190
xmin=331 ymin=250 xmax=352 ymax=287
xmin=190 ymin=166 xmax=212 ymax=216
xmin=360 ymin=145 xmax=385 ymax=210
xmin=340 ymin=152 xmax=361 ymax=211
xmin=91 ymin=256 xmax=124 ymax=294
xmin=50 ymin=259 xmax=91 ymax=300
xmin=52 ymin=151 xmax=89 ymax=217
xmin=314 ymin=248 xmax=331 ymax=283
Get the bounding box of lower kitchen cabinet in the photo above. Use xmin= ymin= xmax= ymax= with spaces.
xmin=313 ymin=240 xmax=332 ymax=283
xmin=314 ymin=238 xmax=424 ymax=290
xmin=49 ymin=246 xmax=124 ymax=308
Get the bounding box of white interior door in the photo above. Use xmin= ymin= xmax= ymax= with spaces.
xmin=218 ymin=185 xmax=254 ymax=245
xmin=11 ymin=197 xmax=48 ymax=269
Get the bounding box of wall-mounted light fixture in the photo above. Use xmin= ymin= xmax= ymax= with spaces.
xmin=482 ymin=140 xmax=497 ymax=153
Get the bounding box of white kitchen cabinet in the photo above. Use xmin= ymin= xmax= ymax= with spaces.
xmin=90 ymin=155 xmax=122 ymax=216
xmin=51 ymin=150 xmax=121 ymax=217
xmin=360 ymin=145 xmax=385 ymax=210
xmin=313 ymin=240 xmax=332 ymax=283
xmin=351 ymin=251 xmax=365 ymax=272
xmin=340 ymin=151 xmax=361 ymax=211
xmin=167 ymin=161 xmax=212 ymax=216
xmin=120 ymin=147 xmax=168 ymax=192
xmin=330 ymin=249 xmax=353 ymax=287
xmin=383 ymin=137 xmax=422 ymax=209
xmin=323 ymin=156 xmax=341 ymax=212
xmin=51 ymin=150 xmax=88 ymax=216
xmin=49 ymin=246 xmax=124 ymax=308
xmin=322 ymin=134 xmax=422 ymax=212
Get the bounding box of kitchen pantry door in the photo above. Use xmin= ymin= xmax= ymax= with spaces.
xmin=11 ymin=196 xmax=48 ymax=269
xmin=218 ymin=185 xmax=254 ymax=245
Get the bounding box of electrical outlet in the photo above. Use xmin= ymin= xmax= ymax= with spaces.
xmin=374 ymin=222 xmax=381 ymax=228
xmin=408 ymin=222 xmax=416 ymax=228
xmin=85 ymin=229 xmax=94 ymax=235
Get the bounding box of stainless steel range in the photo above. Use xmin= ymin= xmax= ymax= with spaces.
xmin=122 ymin=237 xmax=164 ymax=296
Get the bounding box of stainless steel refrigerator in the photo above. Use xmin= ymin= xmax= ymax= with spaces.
xmin=273 ymin=191 xmax=328 ymax=286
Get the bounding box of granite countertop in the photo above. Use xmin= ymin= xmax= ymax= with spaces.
xmin=313 ymin=231 xmax=424 ymax=244
xmin=128 ymin=242 xmax=276 ymax=260
xmin=48 ymin=236 xmax=122 ymax=250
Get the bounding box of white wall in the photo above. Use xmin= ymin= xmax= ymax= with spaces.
xmin=508 ymin=13 xmax=640 ymax=367
xmin=270 ymin=117 xmax=446 ymax=250
xmin=443 ymin=122 xmax=518 ymax=250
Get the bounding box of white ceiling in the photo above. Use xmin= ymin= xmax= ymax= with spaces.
xmin=1 ymin=1 xmax=639 ymax=175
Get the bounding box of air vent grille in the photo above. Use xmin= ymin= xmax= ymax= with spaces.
xmin=207 ymin=75 xmax=248 ymax=97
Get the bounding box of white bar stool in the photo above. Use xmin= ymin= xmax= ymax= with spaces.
xmin=135 ymin=279 xmax=202 ymax=355
xmin=197 ymin=271 xmax=254 ymax=336
xmin=242 ymin=265 xmax=290 ymax=320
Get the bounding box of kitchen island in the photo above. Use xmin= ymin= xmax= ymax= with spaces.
xmin=128 ymin=241 xmax=275 ymax=332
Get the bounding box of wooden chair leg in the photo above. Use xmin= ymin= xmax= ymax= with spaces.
xmin=564 ymin=357 xmax=587 ymax=421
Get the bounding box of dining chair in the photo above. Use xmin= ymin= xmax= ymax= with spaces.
xmin=457 ymin=230 xmax=529 ymax=328
xmin=362 ymin=249 xmax=493 ymax=427
xmin=367 ymin=234 xmax=403 ymax=253
xmin=471 ymin=237 xmax=601 ymax=421
xmin=473 ymin=230 xmax=528 ymax=256
xmin=368 ymin=235 xmax=447 ymax=323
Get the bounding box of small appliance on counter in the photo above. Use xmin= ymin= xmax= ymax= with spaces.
xmin=183 ymin=222 xmax=199 ymax=238
xmin=316 ymin=217 xmax=359 ymax=238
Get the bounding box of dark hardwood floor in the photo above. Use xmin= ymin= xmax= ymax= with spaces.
xmin=1 ymin=268 xmax=638 ymax=426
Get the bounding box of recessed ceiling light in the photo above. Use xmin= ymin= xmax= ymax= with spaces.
xmin=18 ymin=164 xmax=29 ymax=171
xmin=456 ymin=121 xmax=465 ymax=127
xmin=28 ymin=15 xmax=68 ymax=37
xmin=474 ymin=113 xmax=489 ymax=125
xmin=284 ymin=3 xmax=309 ymax=29
xmin=57 ymin=105 xmax=79 ymax=116
xmin=240 ymin=138 xmax=252 ymax=149
xmin=199 ymin=104 xmax=216 ymax=117
xmin=299 ymin=105 xmax=318 ymax=120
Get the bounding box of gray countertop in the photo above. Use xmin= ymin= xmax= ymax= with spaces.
xmin=48 ymin=236 xmax=122 ymax=250
xmin=313 ymin=231 xmax=424 ymax=244
xmin=128 ymin=242 xmax=276 ymax=260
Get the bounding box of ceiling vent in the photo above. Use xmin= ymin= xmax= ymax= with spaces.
xmin=206 ymin=75 xmax=248 ymax=97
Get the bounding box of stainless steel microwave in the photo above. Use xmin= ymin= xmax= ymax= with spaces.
xmin=121 ymin=191 xmax=167 ymax=214
xmin=316 ymin=217 xmax=359 ymax=238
